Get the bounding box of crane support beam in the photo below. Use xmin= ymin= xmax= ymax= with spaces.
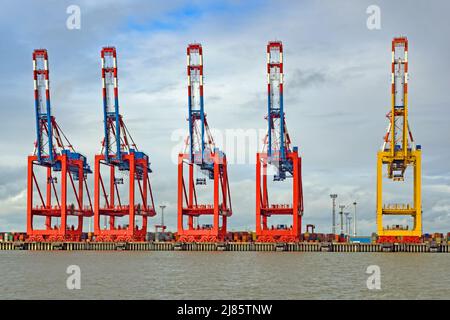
xmin=256 ymin=41 xmax=304 ymax=243
xmin=27 ymin=49 xmax=93 ymax=242
xmin=177 ymin=43 xmax=232 ymax=243
xmin=376 ymin=37 xmax=422 ymax=243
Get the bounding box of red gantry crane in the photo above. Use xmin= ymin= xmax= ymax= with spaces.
xmin=177 ymin=43 xmax=232 ymax=242
xmin=256 ymin=41 xmax=304 ymax=242
xmin=27 ymin=49 xmax=93 ymax=242
xmin=93 ymin=47 xmax=156 ymax=242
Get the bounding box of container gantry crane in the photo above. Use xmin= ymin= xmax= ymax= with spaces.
xmin=376 ymin=37 xmax=422 ymax=243
xmin=94 ymin=47 xmax=156 ymax=242
xmin=177 ymin=43 xmax=232 ymax=242
xmin=256 ymin=41 xmax=304 ymax=242
xmin=27 ymin=49 xmax=93 ymax=242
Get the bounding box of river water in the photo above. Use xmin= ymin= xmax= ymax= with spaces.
xmin=0 ymin=251 xmax=448 ymax=299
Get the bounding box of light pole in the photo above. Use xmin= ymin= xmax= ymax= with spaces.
xmin=155 ymin=205 xmax=167 ymax=242
xmin=344 ymin=212 xmax=350 ymax=235
xmin=348 ymin=216 xmax=352 ymax=237
xmin=353 ymin=201 xmax=357 ymax=236
xmin=330 ymin=194 xmax=338 ymax=234
xmin=339 ymin=205 xmax=345 ymax=235
xmin=159 ymin=205 xmax=166 ymax=229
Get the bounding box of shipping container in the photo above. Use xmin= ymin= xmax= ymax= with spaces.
xmin=146 ymin=232 xmax=154 ymax=241
xmin=349 ymin=236 xmax=372 ymax=244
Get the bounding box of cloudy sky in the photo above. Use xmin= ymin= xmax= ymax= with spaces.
xmin=1 ymin=0 xmax=449 ymax=235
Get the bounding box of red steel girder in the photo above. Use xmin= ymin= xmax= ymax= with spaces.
xmin=93 ymin=153 xmax=156 ymax=242
xmin=26 ymin=154 xmax=93 ymax=242
xmin=177 ymin=153 xmax=232 ymax=243
xmin=256 ymin=151 xmax=303 ymax=243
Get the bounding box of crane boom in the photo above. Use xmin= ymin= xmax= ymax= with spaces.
xmin=33 ymin=49 xmax=54 ymax=164
xmin=101 ymin=47 xmax=123 ymax=163
xmin=186 ymin=44 xmax=216 ymax=175
xmin=266 ymin=41 xmax=293 ymax=181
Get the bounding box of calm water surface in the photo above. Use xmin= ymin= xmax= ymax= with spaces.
xmin=0 ymin=251 xmax=448 ymax=299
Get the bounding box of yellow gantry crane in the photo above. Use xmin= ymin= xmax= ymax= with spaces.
xmin=376 ymin=37 xmax=422 ymax=243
